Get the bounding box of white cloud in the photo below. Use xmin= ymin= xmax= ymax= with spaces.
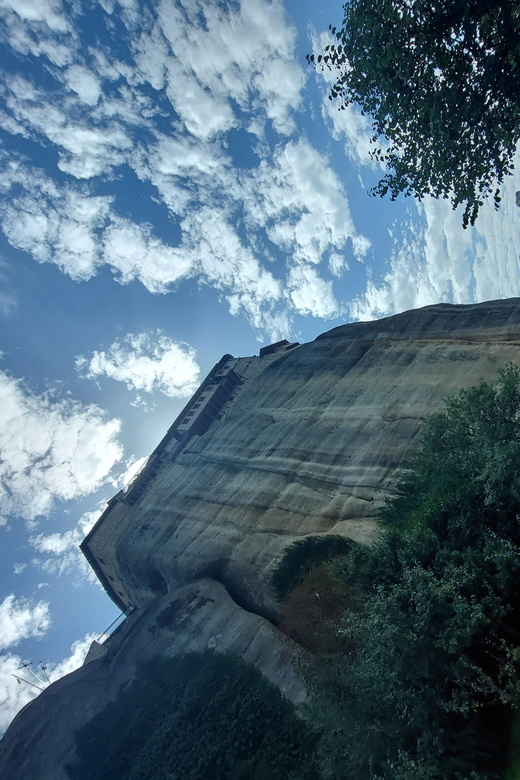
xmin=349 ymin=201 xmax=470 ymax=322
xmin=181 ymin=207 xmax=285 ymax=332
xmin=76 ymin=331 xmax=201 ymax=399
xmin=0 ymin=159 xmax=114 ymax=279
xmin=0 ymin=632 xmax=96 ymax=735
xmin=0 ymin=594 xmax=51 ymax=652
xmin=102 ymin=217 xmax=194 ymax=292
xmin=0 ymin=653 xmax=44 ymax=735
xmin=0 ymin=1 xmax=371 ymax=339
xmin=13 ymin=564 xmax=27 ymax=575
xmin=154 ymin=0 xmax=305 ymax=138
xmin=350 ymin=158 xmax=520 ymax=322
xmin=165 ymin=61 xmax=236 ymax=140
xmin=0 ymin=75 xmax=133 ymax=178
xmin=29 ymin=508 xmax=100 ymax=580
xmin=0 ymin=0 xmax=69 ymax=31
xmin=63 ymin=65 xmax=102 ymax=106
xmin=243 ymin=139 xmax=369 ymax=266
xmin=0 ymin=370 xmax=123 ymax=523
xmin=0 ymin=0 xmax=73 ymax=67
xmin=0 ymin=162 xmax=193 ymax=291
xmin=49 ymin=632 xmax=98 ymax=679
xmin=329 ymin=252 xmax=349 ymax=277
xmin=120 ymin=455 xmax=148 ymax=488
xmin=287 ymin=264 xmax=339 ymax=318
xmin=132 ymin=20 xmax=169 ymax=90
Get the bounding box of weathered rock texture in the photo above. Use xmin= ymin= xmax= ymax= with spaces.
xmin=3 ymin=299 xmax=520 ymax=779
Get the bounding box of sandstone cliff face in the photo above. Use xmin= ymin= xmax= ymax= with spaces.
xmin=3 ymin=299 xmax=520 ymax=779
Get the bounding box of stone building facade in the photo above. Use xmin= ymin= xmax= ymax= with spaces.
xmin=80 ymin=339 xmax=299 ymax=615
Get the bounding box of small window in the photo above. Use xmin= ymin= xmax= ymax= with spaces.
xmin=108 ymin=575 xmax=115 ymax=582
xmin=98 ymin=557 xmax=106 ymax=564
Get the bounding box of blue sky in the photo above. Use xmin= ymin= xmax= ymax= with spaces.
xmin=1 ymin=0 xmax=520 ymax=732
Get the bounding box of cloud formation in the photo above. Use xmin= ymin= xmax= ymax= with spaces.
xmin=0 ymin=0 xmax=366 ymax=336
xmin=0 ymin=594 xmax=51 ymax=651
xmin=0 ymin=370 xmax=123 ymax=524
xmin=350 ymin=157 xmax=520 ymax=323
xmin=76 ymin=331 xmax=201 ymax=399
xmin=29 ymin=508 xmax=100 ymax=581
xmin=153 ymin=0 xmax=305 ymax=138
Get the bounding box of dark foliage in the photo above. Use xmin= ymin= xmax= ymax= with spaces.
xmin=67 ymin=652 xmax=318 ymax=780
xmin=271 ymin=534 xmax=353 ymax=601
xmin=306 ymin=365 xmax=520 ymax=779
xmin=309 ymin=0 xmax=520 ymax=227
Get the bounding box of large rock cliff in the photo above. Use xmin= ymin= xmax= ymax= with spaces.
xmin=3 ymin=299 xmax=520 ymax=779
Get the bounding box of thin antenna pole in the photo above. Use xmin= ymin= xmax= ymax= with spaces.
xmin=39 ymin=662 xmax=51 ymax=685
xmin=19 ymin=662 xmax=46 ymax=687
xmin=11 ymin=674 xmax=44 ymax=692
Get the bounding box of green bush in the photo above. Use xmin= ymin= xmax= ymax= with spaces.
xmin=307 ymin=366 xmax=520 ymax=780
xmin=271 ymin=534 xmax=353 ymax=601
xmin=67 ymin=651 xmax=318 ymax=780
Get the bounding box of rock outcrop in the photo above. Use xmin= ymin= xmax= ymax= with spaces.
xmin=3 ymin=299 xmax=520 ymax=779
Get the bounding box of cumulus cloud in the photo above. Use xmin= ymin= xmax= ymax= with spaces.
xmin=29 ymin=454 xmax=151 ymax=581
xmin=0 ymin=653 xmax=45 ymax=735
xmin=63 ymin=65 xmax=102 ymax=106
xmin=0 ymin=594 xmax=51 ymax=651
xmin=102 ymin=218 xmax=194 ymax=292
xmin=243 ymin=139 xmax=370 ymax=266
xmin=1 ymin=0 xmax=305 ymax=180
xmin=0 ymin=163 xmax=112 ymax=280
xmin=0 ymin=0 xmax=370 ymax=338
xmin=50 ymin=632 xmax=98 ymax=678
xmin=29 ymin=508 xmax=101 ymax=580
xmin=0 ymin=161 xmax=193 ymax=291
xmin=286 ymin=264 xmax=340 ymax=318
xmin=153 ymin=0 xmax=305 ymax=138
xmin=0 ymin=74 xmax=133 ymax=178
xmin=76 ymin=331 xmax=200 ymax=399
xmin=0 ymin=0 xmax=73 ymax=66
xmin=0 ymin=0 xmax=70 ymax=32
xmin=0 ymin=632 xmax=97 ymax=735
xmin=350 ymin=157 xmax=520 ymax=323
xmin=0 ymin=370 xmax=123 ymax=524
xmin=181 ymin=207 xmax=284 ymax=327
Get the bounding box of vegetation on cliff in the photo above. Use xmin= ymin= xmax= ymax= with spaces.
xmin=67 ymin=652 xmax=318 ymax=780
xmin=275 ymin=364 xmax=520 ymax=779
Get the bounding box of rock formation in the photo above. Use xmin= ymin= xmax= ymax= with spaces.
xmin=3 ymin=299 xmax=520 ymax=779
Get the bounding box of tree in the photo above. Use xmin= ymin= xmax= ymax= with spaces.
xmin=295 ymin=366 xmax=520 ymax=778
xmin=309 ymin=0 xmax=520 ymax=227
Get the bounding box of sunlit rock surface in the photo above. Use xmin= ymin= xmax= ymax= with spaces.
xmin=3 ymin=299 xmax=520 ymax=779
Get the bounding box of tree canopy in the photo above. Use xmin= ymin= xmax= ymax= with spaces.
xmin=309 ymin=0 xmax=520 ymax=227
xmin=68 ymin=652 xmax=318 ymax=780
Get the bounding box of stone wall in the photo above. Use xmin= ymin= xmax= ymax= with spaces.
xmin=3 ymin=299 xmax=520 ymax=779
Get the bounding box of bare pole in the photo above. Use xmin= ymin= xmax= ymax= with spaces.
xmin=11 ymin=674 xmax=45 ymax=692
xmin=18 ymin=661 xmax=46 ymax=687
xmin=39 ymin=662 xmax=51 ymax=685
